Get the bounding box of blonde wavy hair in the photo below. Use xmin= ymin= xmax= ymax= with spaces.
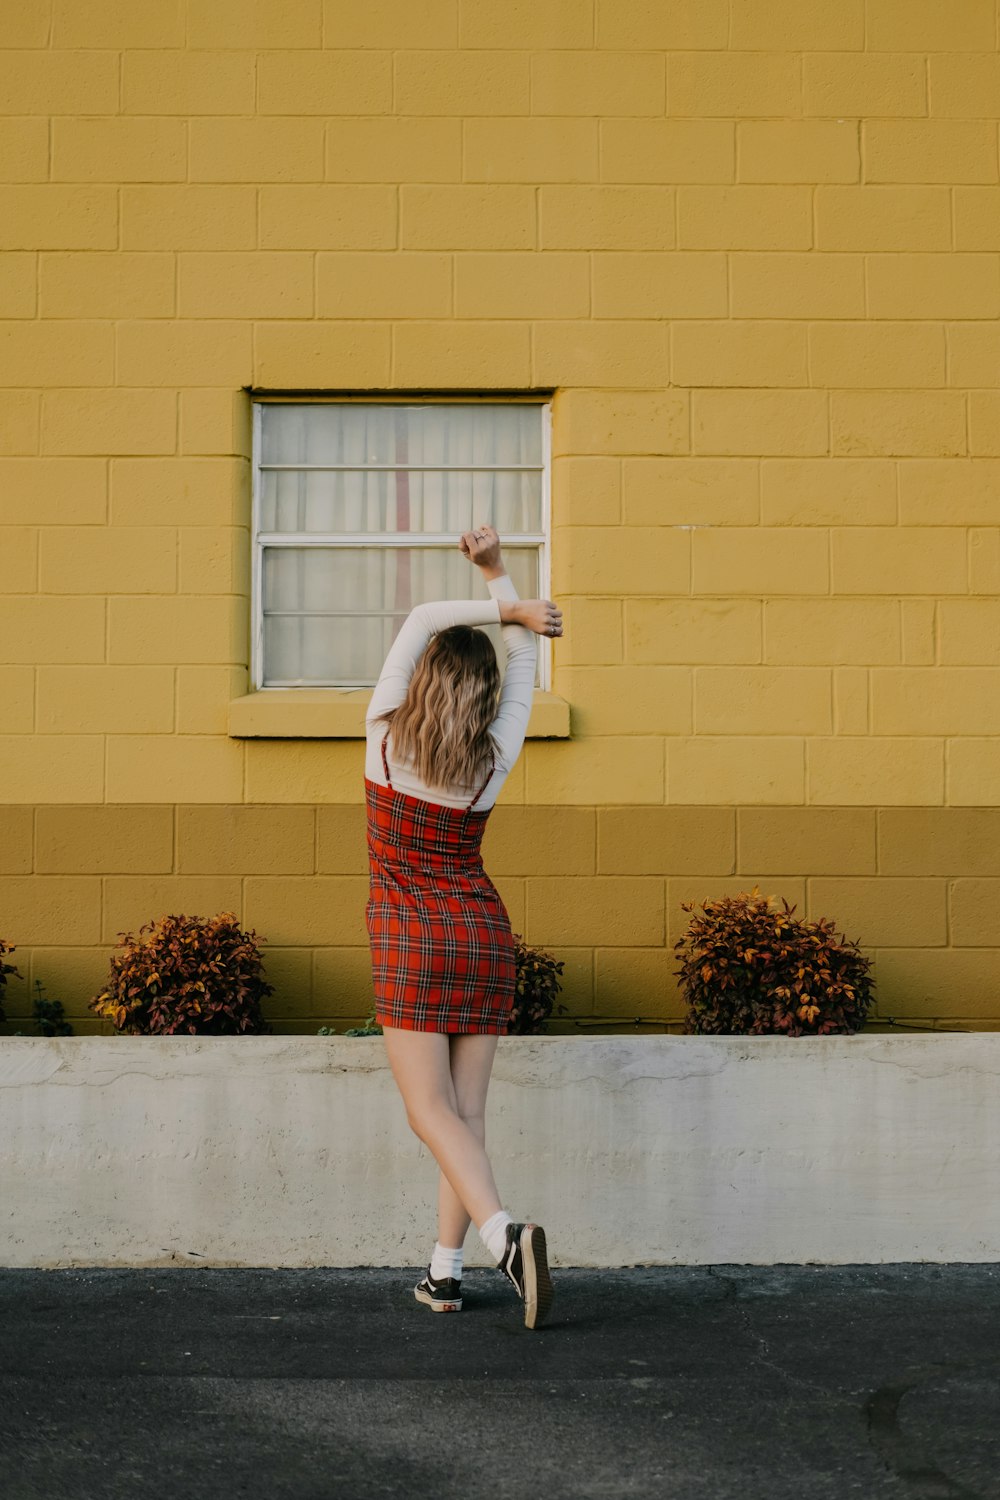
xmin=382 ymin=625 xmax=501 ymax=796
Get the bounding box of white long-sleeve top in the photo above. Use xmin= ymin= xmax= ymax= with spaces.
xmin=364 ymin=571 xmax=537 ymax=811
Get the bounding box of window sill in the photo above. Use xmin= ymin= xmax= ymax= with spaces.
xmin=228 ymin=688 xmax=570 ymax=739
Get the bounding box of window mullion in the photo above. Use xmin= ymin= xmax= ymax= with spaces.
xmin=258 ymin=533 xmax=546 ymax=547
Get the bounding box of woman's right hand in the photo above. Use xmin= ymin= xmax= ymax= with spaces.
xmin=459 ymin=524 xmax=502 ymax=571
xmin=504 ymin=599 xmax=563 ymax=637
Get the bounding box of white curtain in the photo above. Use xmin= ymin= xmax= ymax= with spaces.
xmin=258 ymin=404 xmax=543 ymax=687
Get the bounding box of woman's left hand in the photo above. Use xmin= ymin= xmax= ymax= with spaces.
xmin=459 ymin=524 xmax=502 ymax=570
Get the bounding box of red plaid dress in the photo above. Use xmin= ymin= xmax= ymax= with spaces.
xmin=364 ymin=730 xmax=516 ymax=1033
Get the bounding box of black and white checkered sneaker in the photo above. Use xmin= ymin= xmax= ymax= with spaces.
xmin=496 ymin=1221 xmax=554 ymax=1329
xmin=413 ymin=1269 xmax=463 ymax=1313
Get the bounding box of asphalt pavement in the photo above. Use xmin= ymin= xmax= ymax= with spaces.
xmin=2 ymin=1263 xmax=999 ymax=1499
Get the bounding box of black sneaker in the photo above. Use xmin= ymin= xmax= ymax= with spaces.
xmin=496 ymin=1221 xmax=554 ymax=1329
xmin=413 ymin=1269 xmax=463 ymax=1313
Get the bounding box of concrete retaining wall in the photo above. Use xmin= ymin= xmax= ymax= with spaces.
xmin=1 ymin=1034 xmax=996 ymax=1267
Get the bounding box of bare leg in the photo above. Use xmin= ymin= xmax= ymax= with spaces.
xmin=437 ymin=1033 xmax=501 ymax=1248
xmin=381 ymin=1025 xmax=503 ymax=1231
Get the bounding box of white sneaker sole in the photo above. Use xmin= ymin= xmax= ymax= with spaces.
xmin=414 ymin=1283 xmax=462 ymax=1313
xmin=520 ymin=1223 xmax=554 ymax=1329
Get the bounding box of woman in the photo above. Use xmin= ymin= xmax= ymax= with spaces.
xmin=364 ymin=522 xmax=563 ymax=1331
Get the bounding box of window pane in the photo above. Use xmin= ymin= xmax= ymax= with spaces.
xmin=262 ymin=546 xmax=540 ymax=688
xmin=259 ymin=467 xmax=542 ymax=536
xmin=260 ymin=402 xmax=543 ymax=469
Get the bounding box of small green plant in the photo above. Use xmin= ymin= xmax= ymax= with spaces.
xmin=0 ymin=937 xmax=22 ymax=1024
xmin=673 ymin=886 xmax=874 ymax=1036
xmin=317 ymin=1008 xmax=383 ymax=1037
xmin=90 ymin=911 xmax=274 ymax=1036
xmin=30 ymin=979 xmax=74 ymax=1036
xmin=344 ymin=1012 xmax=383 ymax=1036
xmin=507 ymin=934 xmax=568 ymax=1036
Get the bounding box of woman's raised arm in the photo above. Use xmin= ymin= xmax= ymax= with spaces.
xmin=462 ymin=525 xmax=564 ymax=773
xmin=365 ymin=596 xmax=502 ymax=727
xmin=366 ymin=525 xmax=563 ymax=735
xmin=486 ymin=571 xmax=538 ymax=773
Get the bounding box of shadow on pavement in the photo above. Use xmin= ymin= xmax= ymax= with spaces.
xmin=1 ymin=1264 xmax=998 ymax=1499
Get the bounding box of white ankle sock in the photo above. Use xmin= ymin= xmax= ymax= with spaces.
xmin=429 ymin=1241 xmax=464 ymax=1282
xmin=478 ymin=1208 xmax=514 ymax=1262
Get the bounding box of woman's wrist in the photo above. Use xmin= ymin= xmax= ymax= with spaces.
xmin=478 ymin=562 xmax=507 ymax=582
xmin=497 ymin=600 xmax=521 ymax=624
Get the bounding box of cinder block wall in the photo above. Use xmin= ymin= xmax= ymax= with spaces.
xmin=2 ymin=0 xmax=999 ymax=1034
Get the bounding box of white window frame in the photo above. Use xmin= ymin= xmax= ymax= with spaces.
xmin=249 ymin=396 xmax=553 ymax=693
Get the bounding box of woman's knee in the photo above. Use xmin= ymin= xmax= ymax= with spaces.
xmin=406 ymin=1102 xmax=483 ymax=1144
xmin=458 ymin=1107 xmax=485 ymax=1140
xmin=405 ymin=1096 xmax=459 ymax=1141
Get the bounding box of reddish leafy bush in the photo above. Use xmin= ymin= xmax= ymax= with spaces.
xmin=507 ymin=934 xmax=567 ymax=1035
xmin=673 ymin=886 xmax=874 ymax=1036
xmin=90 ymin=911 xmax=274 ymax=1036
xmin=0 ymin=938 xmax=23 ymax=1024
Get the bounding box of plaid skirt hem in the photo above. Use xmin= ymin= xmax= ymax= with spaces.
xmin=374 ymin=1011 xmax=509 ymax=1035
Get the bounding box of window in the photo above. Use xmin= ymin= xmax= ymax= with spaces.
xmin=251 ymin=398 xmax=551 ymax=693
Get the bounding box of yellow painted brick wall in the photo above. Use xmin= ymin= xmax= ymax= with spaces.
xmin=2 ymin=0 xmax=1000 ymax=1033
